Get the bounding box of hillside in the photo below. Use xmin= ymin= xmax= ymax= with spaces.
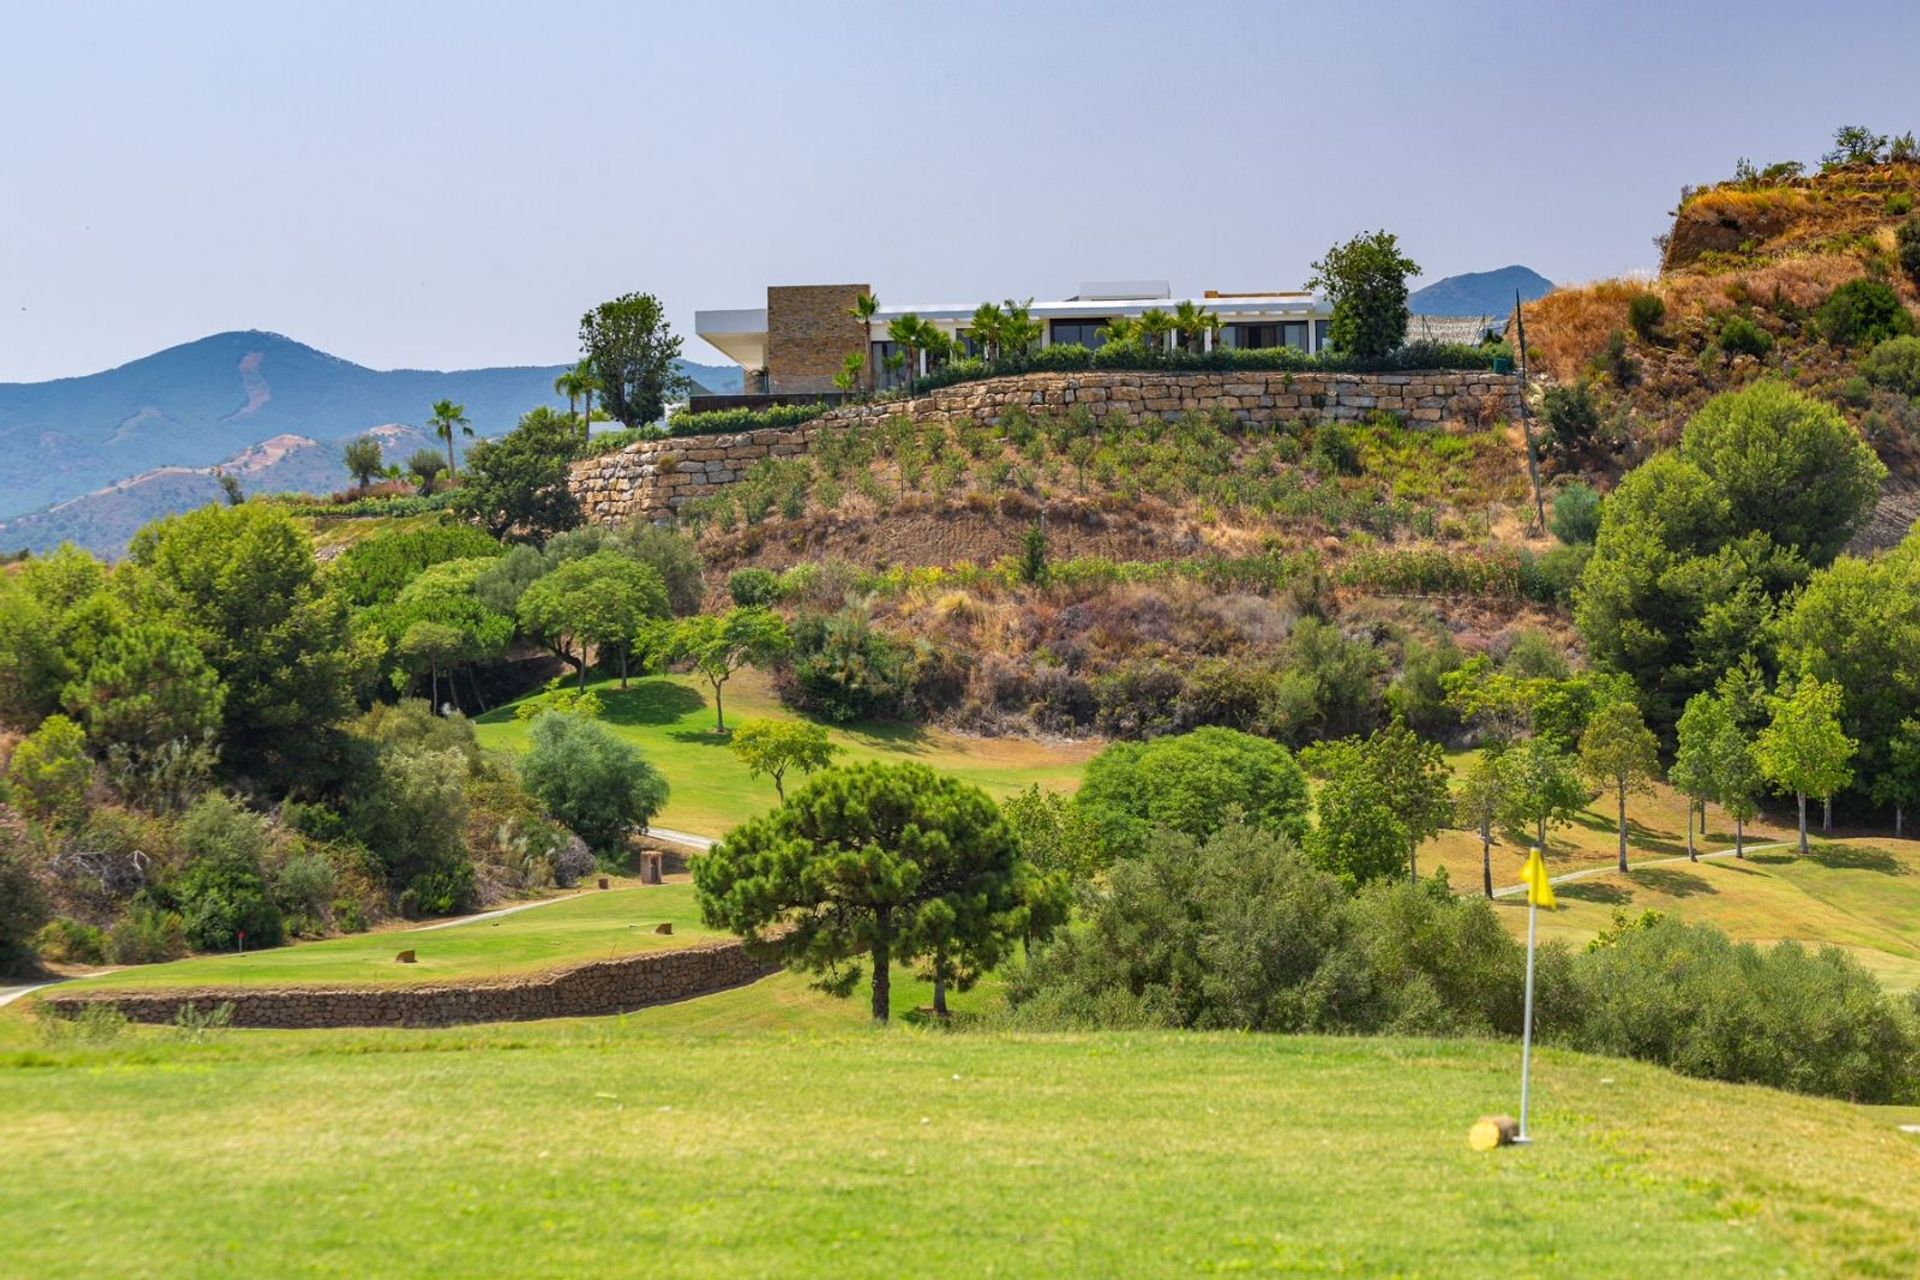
xmin=1410 ymin=264 xmax=1553 ymax=316
xmin=1523 ymin=158 xmax=1920 ymax=529
xmin=0 ymin=332 xmax=742 ymax=548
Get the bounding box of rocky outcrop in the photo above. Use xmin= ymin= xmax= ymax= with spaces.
xmin=40 ymin=938 xmax=775 ymax=1029
xmin=571 ymin=369 xmax=1517 ymax=525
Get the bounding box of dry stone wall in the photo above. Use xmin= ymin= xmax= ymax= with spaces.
xmin=572 ymin=369 xmax=1518 ymax=525
xmin=42 ymin=939 xmax=775 ymax=1029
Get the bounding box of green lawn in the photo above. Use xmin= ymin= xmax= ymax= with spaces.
xmin=474 ymin=670 xmax=1098 ymax=836
xmin=3 ymin=996 xmax=1918 ymax=1277
xmin=56 ymin=883 xmax=722 ymax=993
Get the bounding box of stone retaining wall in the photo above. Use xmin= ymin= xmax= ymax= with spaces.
xmin=572 ymin=369 xmax=1518 ymax=525
xmin=41 ymin=939 xmax=775 ymax=1030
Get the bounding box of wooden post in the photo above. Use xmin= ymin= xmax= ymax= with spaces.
xmin=1513 ymin=290 xmax=1548 ymax=533
xmin=1469 ymin=1115 xmax=1521 ymax=1151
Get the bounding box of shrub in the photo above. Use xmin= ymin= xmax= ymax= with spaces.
xmin=1539 ymin=380 xmax=1600 ymax=460
xmin=1309 ymin=421 xmax=1362 ymax=475
xmin=343 ymin=734 xmax=476 ymax=915
xmin=174 ymin=795 xmax=284 ymax=951
xmin=1888 ymin=192 xmax=1915 ymax=217
xmin=1566 ymin=916 xmax=1918 ymax=1103
xmin=1550 ymin=481 xmax=1603 ymax=545
xmin=31 ymin=917 xmax=106 ymax=965
xmin=1717 ymin=313 xmax=1773 ymax=358
xmin=519 ymin=712 xmax=669 ymax=856
xmin=727 ymin=567 xmax=781 ymax=607
xmin=107 ymin=902 xmax=189 ymax=964
xmin=1862 ymin=334 xmax=1920 ymax=397
xmin=1627 ymin=292 xmax=1665 ymax=340
xmin=551 ymin=838 xmax=596 ymax=888
xmin=1818 ymin=278 xmax=1917 ymax=348
xmin=782 ymin=610 xmax=916 ymax=723
xmin=1899 ymin=216 xmax=1920 ymax=285
xmin=1518 ymin=544 xmax=1592 ymax=606
xmin=6 ymin=714 xmax=92 ymax=827
xmin=664 ymin=401 xmax=830 ymax=439
xmin=0 ymin=842 xmax=50 ymax=974
xmin=1075 ymin=726 xmax=1311 ymax=859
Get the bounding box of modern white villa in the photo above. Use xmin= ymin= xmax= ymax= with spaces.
xmin=694 ymin=281 xmax=1336 ymax=397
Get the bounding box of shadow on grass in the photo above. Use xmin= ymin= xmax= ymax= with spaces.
xmin=1804 ymin=844 xmax=1908 ymax=875
xmin=597 ymin=681 xmax=707 ymax=727
xmin=1623 ymin=820 xmax=1687 ymax=857
xmin=1559 ymin=881 xmax=1633 ymax=905
xmin=1630 ymin=866 xmax=1716 ymax=899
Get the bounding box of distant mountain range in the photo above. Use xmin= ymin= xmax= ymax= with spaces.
xmin=0 ymin=331 xmax=741 ymax=555
xmin=1408 ymin=265 xmax=1554 ymax=317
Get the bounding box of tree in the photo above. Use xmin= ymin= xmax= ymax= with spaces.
xmin=850 ymin=292 xmax=880 ymax=390
xmin=1305 ymin=771 xmax=1410 ymax=888
xmin=1679 ymin=380 xmax=1887 ymax=564
xmin=455 ymin=406 xmax=587 ymax=543
xmin=1299 ymin=720 xmax=1450 ymax=883
xmin=1822 ymin=125 xmax=1888 ymax=167
xmin=554 ymin=360 xmax=597 ymax=419
xmin=517 ymin=551 xmax=670 ymax=689
xmin=382 ymin=556 xmax=514 ymax=711
xmin=1671 ymin=693 xmax=1732 ymax=861
xmin=126 ymin=503 xmax=353 ymax=778
xmin=1136 ymin=307 xmax=1175 ymax=353
xmin=1873 ymin=719 xmax=1920 ymax=840
xmin=1756 ymin=675 xmax=1857 ymax=854
xmin=580 ymin=292 xmax=689 ymax=427
xmin=342 ymin=436 xmax=384 ymax=488
xmin=1075 ymin=726 xmax=1312 ymax=859
xmin=5 ymin=713 xmax=91 ymax=826
xmin=406 ymin=448 xmax=448 ymax=495
xmin=886 ymin=315 xmax=927 ymax=386
xmin=671 ymin=607 xmax=791 ymax=733
xmin=175 ymin=794 xmax=283 ymax=951
xmin=1172 ymin=300 xmax=1213 ymax=353
xmin=519 ymin=711 xmax=669 ymax=853
xmin=1579 ymin=701 xmax=1661 ymax=873
xmin=693 ymin=762 xmax=1023 ymax=1022
xmin=1454 ymin=753 xmax=1510 ymax=898
xmin=0 ymin=837 xmax=48 ymax=976
xmin=425 ymin=399 xmax=472 ymax=479
xmin=1306 ymin=230 xmax=1419 ymax=359
xmin=728 ymin=718 xmax=838 ymax=802
xmin=1817 ymin=279 xmax=1916 ymax=349
xmin=1715 ymin=713 xmax=1765 ymax=858
xmin=215 ymin=470 xmax=244 ymax=505
xmin=968 ymin=301 xmax=1004 ymax=362
xmin=62 ymin=621 xmax=225 ymax=767
xmin=1497 ymin=736 xmax=1589 ymax=855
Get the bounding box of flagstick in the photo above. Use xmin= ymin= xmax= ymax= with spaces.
xmin=1517 ymin=883 xmax=1538 ymax=1145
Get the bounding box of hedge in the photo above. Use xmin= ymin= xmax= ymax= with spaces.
xmin=906 ymin=340 xmax=1509 ymax=396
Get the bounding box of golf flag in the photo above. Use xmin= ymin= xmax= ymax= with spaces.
xmin=1521 ymin=847 xmax=1556 ymax=909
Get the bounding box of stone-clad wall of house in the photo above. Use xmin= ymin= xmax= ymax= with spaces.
xmin=571 ymin=369 xmax=1518 ymax=525
xmin=767 ymin=283 xmax=871 ymax=392
xmin=41 ymin=939 xmax=775 ymax=1029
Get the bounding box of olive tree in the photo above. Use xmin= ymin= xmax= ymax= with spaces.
xmin=1579 ymin=701 xmax=1661 ymax=874
xmin=727 ymin=718 xmax=838 ymax=802
xmin=1756 ymin=675 xmax=1857 ymax=854
xmin=672 ymin=607 xmax=791 ymax=733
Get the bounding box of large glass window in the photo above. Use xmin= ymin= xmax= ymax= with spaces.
xmin=1280 ymin=322 xmax=1310 ymax=351
xmin=1050 ymin=319 xmax=1110 ymax=349
xmin=871 ymin=340 xmax=906 ymax=389
xmin=1230 ymin=323 xmax=1279 ymax=349
xmin=1314 ymin=320 xmax=1331 ymax=352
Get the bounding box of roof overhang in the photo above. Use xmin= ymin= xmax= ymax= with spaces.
xmin=693 ymin=307 xmax=768 ymax=367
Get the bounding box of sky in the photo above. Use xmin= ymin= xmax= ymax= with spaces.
xmin=3 ymin=0 xmax=1918 ymax=382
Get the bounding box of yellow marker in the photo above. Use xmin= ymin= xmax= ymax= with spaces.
xmin=1521 ymin=845 xmax=1557 ymax=910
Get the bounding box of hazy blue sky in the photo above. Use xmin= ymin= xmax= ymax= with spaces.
xmin=4 ymin=0 xmax=1918 ymax=381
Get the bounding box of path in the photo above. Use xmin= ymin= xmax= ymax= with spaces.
xmin=1491 ymin=840 xmax=1793 ymax=899
xmin=648 ymin=826 xmax=716 ymax=851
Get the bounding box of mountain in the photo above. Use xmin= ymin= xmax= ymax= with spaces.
xmin=1408 ymin=265 xmax=1554 ymax=316
xmin=0 ymin=331 xmax=743 ymax=551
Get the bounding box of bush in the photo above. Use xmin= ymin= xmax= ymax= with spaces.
xmin=1518 ymin=544 xmax=1592 ymax=606
xmin=1075 ymin=726 xmax=1311 ymax=859
xmin=32 ymin=918 xmax=107 ymax=965
xmin=782 ymin=609 xmax=916 ymax=723
xmin=6 ymin=713 xmax=92 ymax=827
xmin=1567 ymin=916 xmax=1918 ymax=1103
xmin=1550 ymin=481 xmax=1603 ymax=545
xmin=519 ymin=712 xmax=669 ymax=856
xmin=107 ymin=902 xmax=189 ymax=965
xmin=1899 ymin=216 xmax=1920 ymax=285
xmin=664 ymin=402 xmax=830 ymax=438
xmin=174 ymin=795 xmax=284 ymax=951
xmin=1539 ymin=380 xmax=1600 ymax=460
xmin=727 ymin=567 xmax=781 ymax=607
xmin=1818 ymin=278 xmax=1917 ymax=348
xmin=1717 ymin=313 xmax=1773 ymax=358
xmin=1862 ymin=334 xmax=1920 ymax=397
xmin=0 ymin=842 xmax=50 ymax=974
xmin=342 ymin=729 xmax=476 ymax=916
xmin=552 ymin=838 xmax=596 ymax=888
xmin=1627 ymin=292 xmax=1665 ymax=340
xmin=1309 ymin=421 xmax=1361 ymax=475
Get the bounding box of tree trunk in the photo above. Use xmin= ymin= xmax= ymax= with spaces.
xmin=1686 ymin=800 xmax=1696 ymax=862
xmin=465 ymin=665 xmax=487 ymax=712
xmin=619 ymin=645 xmax=629 ymax=690
xmin=870 ymin=932 xmax=891 ymax=1023
xmin=1616 ymin=779 xmax=1629 ymax=874
xmin=1408 ymin=836 xmax=1418 ymax=886
xmin=578 ymin=649 xmax=587 ymax=692
xmin=1797 ymin=792 xmax=1808 ymax=854
xmin=932 ymin=967 xmax=949 ymax=1018
xmin=1536 ymin=817 xmax=1546 ymax=852
xmin=773 ymin=772 xmax=785 ymax=804
xmin=1898 ymin=804 xmax=1905 ymax=840
xmin=445 ymin=432 xmax=457 ymax=481
xmin=713 ymin=678 xmax=726 ymax=733
xmin=1480 ymin=822 xmax=1493 ymax=899
xmin=1735 ymin=815 xmax=1745 ymax=858
xmin=1823 ymin=796 xmax=1832 ymax=834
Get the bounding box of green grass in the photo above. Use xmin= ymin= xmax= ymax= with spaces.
xmin=4 ymin=996 xmax=1919 ymax=1277
xmin=56 ymin=883 xmax=723 ymax=993
xmin=473 ymin=670 xmax=1097 ymax=836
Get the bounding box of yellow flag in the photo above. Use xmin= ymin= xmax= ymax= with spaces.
xmin=1522 ymin=847 xmax=1557 ymax=909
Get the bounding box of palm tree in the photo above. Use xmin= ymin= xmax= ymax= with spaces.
xmin=1137 ymin=308 xmax=1175 ymax=354
xmin=1095 ymin=316 xmax=1137 ymax=345
xmin=850 ymin=292 xmax=881 ymax=391
xmin=969 ymin=301 xmax=1006 ymax=362
xmin=554 ymin=365 xmax=587 ymax=417
xmin=427 ymin=398 xmax=472 ymax=479
xmin=887 ymin=314 xmax=927 ymax=390
xmin=999 ymin=298 xmax=1043 ymax=357
xmin=1172 ymin=300 xmax=1214 ymax=353
xmin=574 ymin=361 xmax=604 ymax=424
